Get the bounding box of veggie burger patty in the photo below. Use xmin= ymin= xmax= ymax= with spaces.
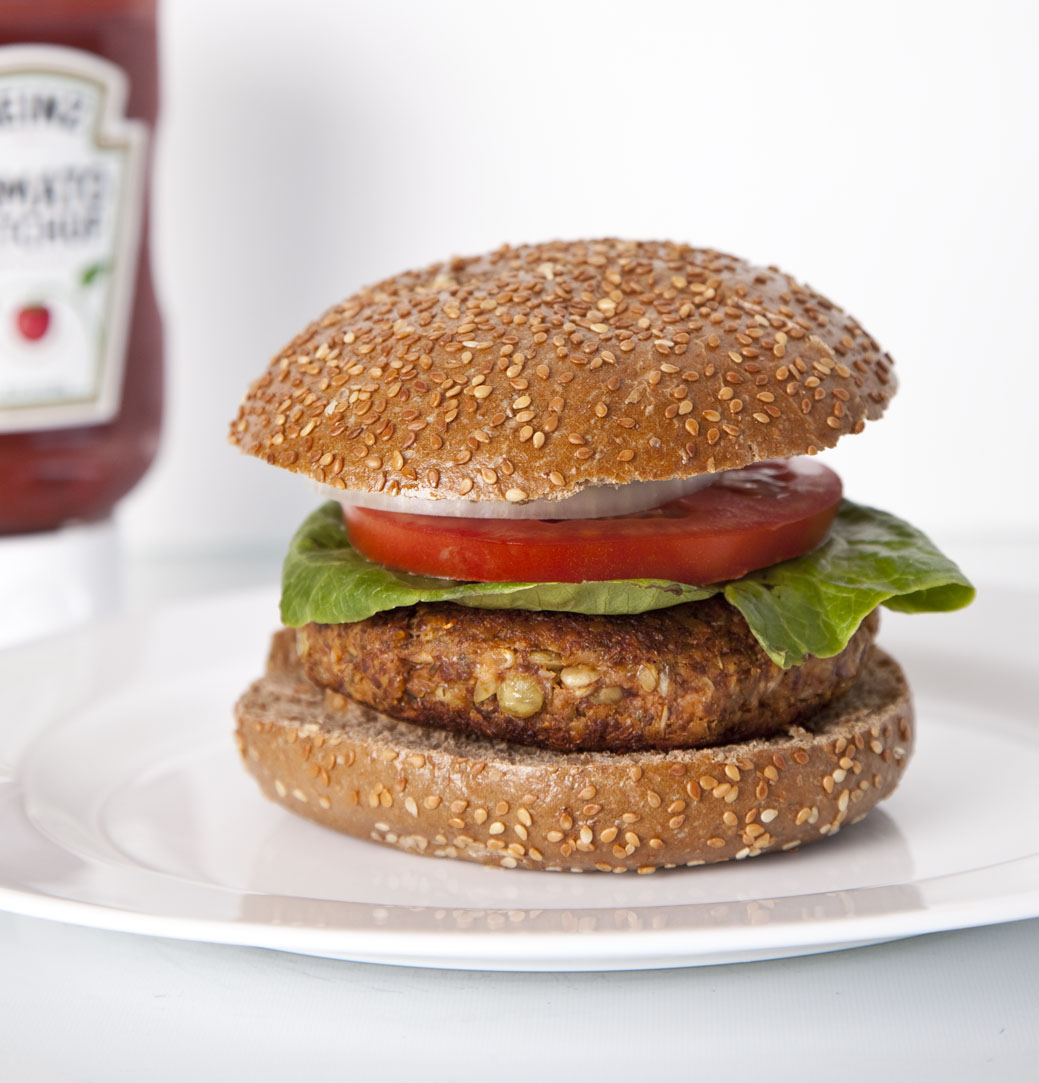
xmin=297 ymin=599 xmax=879 ymax=753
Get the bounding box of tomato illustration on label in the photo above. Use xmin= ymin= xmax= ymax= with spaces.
xmin=15 ymin=304 xmax=51 ymax=343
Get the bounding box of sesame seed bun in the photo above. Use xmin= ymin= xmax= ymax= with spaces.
xmin=234 ymin=630 xmax=913 ymax=872
xmin=229 ymin=239 xmax=896 ymax=505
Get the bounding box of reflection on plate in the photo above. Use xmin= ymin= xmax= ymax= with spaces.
xmin=0 ymin=587 xmax=1036 ymax=971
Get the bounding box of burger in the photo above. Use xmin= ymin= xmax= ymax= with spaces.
xmin=229 ymin=239 xmax=973 ymax=873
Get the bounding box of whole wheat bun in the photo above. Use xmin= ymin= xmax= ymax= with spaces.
xmin=235 ymin=630 xmax=913 ymax=873
xmin=229 ymin=239 xmax=896 ymax=506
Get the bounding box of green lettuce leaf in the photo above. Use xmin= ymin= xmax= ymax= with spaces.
xmin=280 ymin=501 xmax=717 ymax=623
xmin=281 ymin=500 xmax=974 ymax=668
xmin=721 ymin=502 xmax=975 ymax=665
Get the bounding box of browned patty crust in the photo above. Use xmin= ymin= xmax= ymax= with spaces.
xmin=297 ymin=600 xmax=878 ymax=753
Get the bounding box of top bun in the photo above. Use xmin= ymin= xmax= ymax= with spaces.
xmin=229 ymin=239 xmax=895 ymax=505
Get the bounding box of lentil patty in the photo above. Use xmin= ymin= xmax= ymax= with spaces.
xmin=297 ymin=600 xmax=878 ymax=753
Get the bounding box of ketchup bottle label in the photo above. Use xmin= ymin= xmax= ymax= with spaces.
xmin=0 ymin=45 xmax=146 ymax=433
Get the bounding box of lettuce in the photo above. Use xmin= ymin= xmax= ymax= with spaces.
xmin=281 ymin=501 xmax=974 ymax=667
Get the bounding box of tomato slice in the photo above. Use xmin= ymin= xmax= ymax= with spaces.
xmin=342 ymin=458 xmax=842 ymax=585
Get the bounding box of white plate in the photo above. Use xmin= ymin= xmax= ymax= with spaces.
xmin=0 ymin=586 xmax=1035 ymax=971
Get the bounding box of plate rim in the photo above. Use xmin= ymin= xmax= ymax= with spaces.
xmin=1 ymin=858 xmax=1036 ymax=970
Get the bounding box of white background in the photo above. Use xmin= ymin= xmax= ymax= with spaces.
xmin=122 ymin=0 xmax=1039 ymax=559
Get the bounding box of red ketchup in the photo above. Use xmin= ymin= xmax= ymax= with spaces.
xmin=0 ymin=0 xmax=161 ymax=534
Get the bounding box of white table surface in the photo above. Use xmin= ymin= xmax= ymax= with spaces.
xmin=1 ymin=539 xmax=1036 ymax=1081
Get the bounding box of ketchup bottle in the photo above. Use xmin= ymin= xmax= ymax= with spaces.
xmin=0 ymin=0 xmax=161 ymax=534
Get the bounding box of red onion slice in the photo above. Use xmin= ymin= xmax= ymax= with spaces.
xmin=312 ymin=474 xmax=721 ymax=520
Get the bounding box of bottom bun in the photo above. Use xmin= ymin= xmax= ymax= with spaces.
xmin=234 ymin=630 xmax=914 ymax=873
